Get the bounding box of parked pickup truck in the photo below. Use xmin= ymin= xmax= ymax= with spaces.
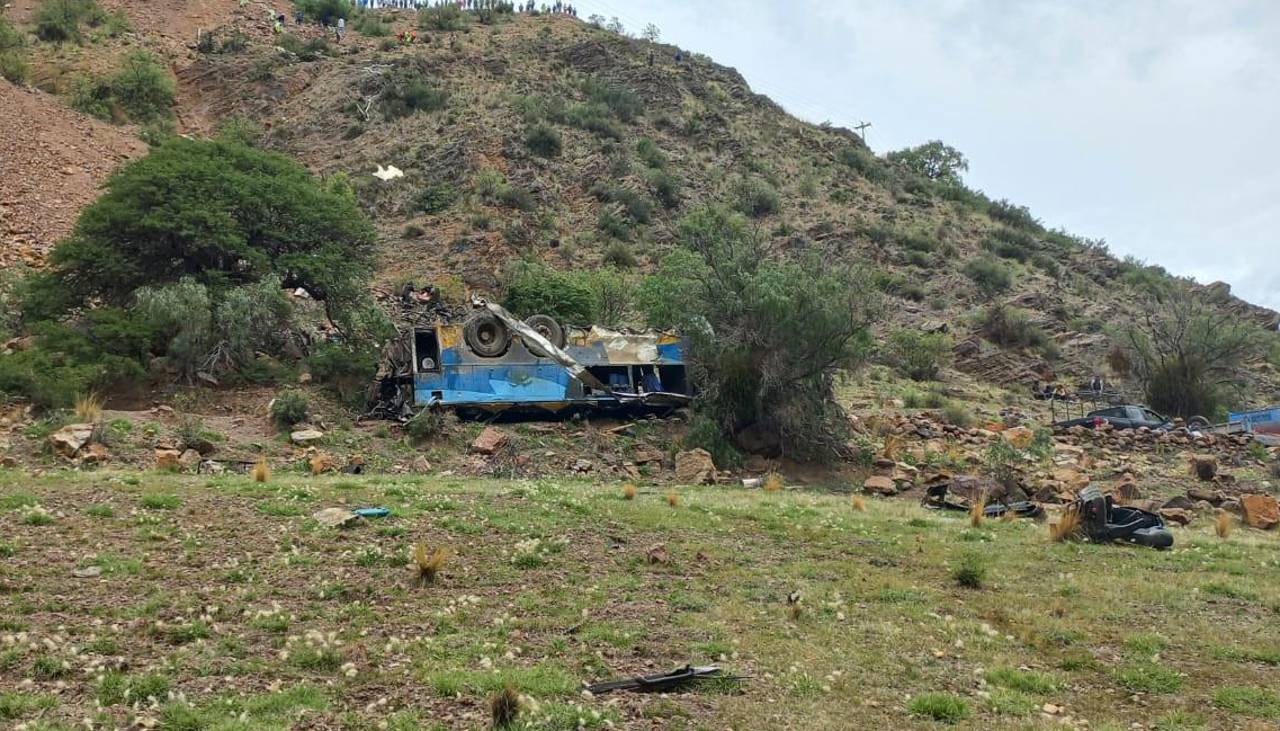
xmin=1054 ymin=405 xmax=1175 ymax=431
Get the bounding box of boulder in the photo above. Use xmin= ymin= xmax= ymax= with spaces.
xmin=862 ymin=475 xmax=898 ymax=496
xmin=1187 ymin=486 xmax=1222 ymax=505
xmin=154 ymin=448 xmax=182 ymax=470
xmin=1240 ymin=494 xmax=1280 ymax=530
xmin=1112 ymin=478 xmax=1141 ymax=502
xmin=675 ymin=448 xmax=716 ymax=485
xmin=411 ymin=456 xmax=433 ymax=473
xmin=1161 ymin=494 xmax=1195 ymax=511
xmin=1002 ymin=426 xmax=1035 ymax=449
xmin=1052 ymin=467 xmax=1090 ymax=493
xmin=80 ymin=443 xmax=109 ymax=465
xmin=290 ymin=429 xmax=325 ymax=446
xmin=469 ymin=426 xmax=508 ymax=455
xmin=49 ymin=423 xmax=94 ymax=458
xmin=178 ymin=449 xmax=202 ymax=471
xmin=313 ymin=507 xmax=360 ymax=529
xmin=1158 ymin=508 xmax=1191 ymax=526
xmin=1190 ymin=455 xmax=1217 ymax=481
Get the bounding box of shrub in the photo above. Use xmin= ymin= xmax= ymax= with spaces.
xmin=555 ymin=102 xmax=622 ymax=139
xmin=499 ymin=185 xmax=536 ymax=211
xmin=987 ymin=198 xmax=1041 ymax=231
xmin=837 ymin=145 xmax=890 ymax=183
xmin=885 ymin=140 xmax=968 ymax=185
xmin=981 ymin=229 xmax=1034 ymax=262
xmin=271 ymin=389 xmax=309 ymax=427
xmin=0 ymin=50 xmax=25 ymax=84
xmin=952 ymin=551 xmax=986 ymax=588
xmin=581 ymin=77 xmax=641 ymax=122
xmin=33 ymin=0 xmax=105 ymax=43
xmin=884 ymin=329 xmax=951 ymax=381
xmin=278 ymin=33 xmax=333 ymax=61
xmin=307 ymin=343 xmax=377 ymax=406
xmin=602 ymin=241 xmax=636 ymax=269
xmin=1031 ymin=252 xmax=1061 ymax=277
xmin=590 ymin=182 xmax=653 ymax=223
xmin=597 ymin=208 xmax=631 ymax=240
xmin=352 ymin=11 xmax=389 ymax=36
xmin=412 ymin=183 xmax=456 ymax=214
xmin=646 ymin=168 xmax=680 ymax=208
xmin=524 ymin=123 xmax=562 ymax=157
xmin=908 ymin=692 xmax=970 ymax=723
xmin=473 ymin=168 xmax=506 ymax=199
xmin=70 ymin=51 xmax=174 ymax=125
xmin=418 ymin=4 xmax=468 ymax=31
xmin=731 ymin=177 xmax=780 ymax=217
xmin=980 ymin=305 xmax=1046 ymax=349
xmin=684 ymin=415 xmax=742 ymax=469
xmin=502 ymin=261 xmax=597 ymax=324
xmin=635 ymin=137 xmax=665 ymax=169
xmin=404 ymin=407 xmax=449 ymax=442
xmin=295 ymin=0 xmax=354 ymax=24
xmin=1213 ymin=686 xmax=1280 ymax=719
xmin=43 ymin=138 xmax=378 ymax=337
xmin=962 ymin=255 xmax=1013 ymax=297
xmin=637 ymin=206 xmax=880 ymax=461
xmin=0 ymin=321 xmax=144 ymax=410
xmin=380 ymin=78 xmax=447 ymax=120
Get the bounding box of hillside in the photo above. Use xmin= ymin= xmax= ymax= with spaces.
xmin=2 ymin=2 xmax=1279 ymax=422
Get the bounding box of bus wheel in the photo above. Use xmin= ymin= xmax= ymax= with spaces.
xmin=463 ymin=312 xmax=511 ymax=357
xmin=525 ymin=314 xmax=566 ymax=349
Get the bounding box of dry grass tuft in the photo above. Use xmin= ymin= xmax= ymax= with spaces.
xmin=490 ymin=684 xmax=520 ymax=728
xmin=666 ymin=489 xmax=679 ymax=507
xmin=1049 ymin=504 xmax=1083 ymax=542
xmin=413 ymin=543 xmax=452 ymax=586
xmin=1215 ymin=510 xmax=1233 ymax=539
xmin=763 ymin=472 xmax=784 ymax=492
xmin=787 ymin=591 xmax=802 ymax=621
xmin=623 ymin=483 xmax=636 ymax=500
xmin=74 ymin=393 xmax=103 ymax=423
xmin=252 ymin=457 xmax=270 ymax=483
xmin=851 ymin=494 xmax=866 ymax=511
xmin=881 ymin=434 xmax=902 ymax=460
xmin=969 ymin=492 xmax=987 ymax=528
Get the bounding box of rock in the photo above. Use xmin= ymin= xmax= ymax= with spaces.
xmin=1161 ymin=494 xmax=1195 ymax=511
xmin=572 ymin=458 xmax=593 ymax=473
xmin=71 ymin=566 xmax=102 ymax=579
xmin=632 ymin=445 xmax=665 ymax=464
xmin=154 ymin=448 xmax=182 ymax=470
xmin=178 ymin=449 xmax=202 ymax=471
xmin=290 ymin=429 xmax=325 ymax=446
xmin=1240 ymin=494 xmax=1280 ymax=530
xmin=49 ymin=423 xmax=94 ymax=458
xmin=1052 ymin=468 xmax=1090 ymax=493
xmin=645 ymin=543 xmax=671 ymax=565
xmin=313 ymin=507 xmax=360 ymax=528
xmin=1003 ymin=426 xmax=1035 ymax=449
xmin=1112 ymin=478 xmax=1141 ymax=502
xmin=863 ymin=475 xmax=898 ymax=496
xmin=469 ymin=426 xmax=508 ymax=455
xmin=675 ymin=448 xmax=716 ymax=485
xmin=1187 ymin=486 xmax=1221 ymax=504
xmin=1191 ymin=455 xmax=1217 ymax=481
xmin=0 ymin=455 xmax=17 ymax=468
xmin=411 ymin=456 xmax=432 ymax=473
xmin=1158 ymin=508 xmax=1191 ymax=526
xmin=80 ymin=443 xmax=109 ymax=464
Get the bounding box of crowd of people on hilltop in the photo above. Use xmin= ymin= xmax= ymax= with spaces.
xmin=354 ymin=0 xmax=578 ymax=14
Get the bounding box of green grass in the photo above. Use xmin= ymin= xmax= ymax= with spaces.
xmin=85 ymin=503 xmax=115 ymax=518
xmin=2 ymin=470 xmax=1280 ymax=729
xmin=908 ymin=692 xmax=970 ymax=723
xmin=140 ymin=493 xmax=182 ymax=510
xmin=0 ymin=692 xmax=57 ymax=721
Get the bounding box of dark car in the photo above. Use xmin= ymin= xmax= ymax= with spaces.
xmin=1055 ymin=405 xmax=1174 ymax=431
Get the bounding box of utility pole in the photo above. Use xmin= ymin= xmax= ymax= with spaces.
xmin=853 ymin=121 xmax=871 ymax=144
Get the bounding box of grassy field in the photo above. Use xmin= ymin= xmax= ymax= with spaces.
xmin=1 ymin=469 xmax=1279 ymax=730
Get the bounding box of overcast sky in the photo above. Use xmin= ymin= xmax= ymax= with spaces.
xmin=573 ymin=0 xmax=1280 ymax=310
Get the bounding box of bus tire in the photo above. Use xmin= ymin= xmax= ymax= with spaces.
xmin=463 ymin=312 xmax=511 ymax=357
xmin=524 ymin=314 xmax=566 ymax=349
xmin=1186 ymin=415 xmax=1210 ymax=431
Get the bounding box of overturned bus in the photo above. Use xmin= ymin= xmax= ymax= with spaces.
xmin=407 ymin=301 xmax=691 ymax=416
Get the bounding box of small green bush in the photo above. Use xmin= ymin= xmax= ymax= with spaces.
xmin=646 ymin=168 xmax=680 ymax=209
xmin=380 ymin=79 xmax=447 ymax=120
xmin=907 ymin=692 xmax=969 ymax=723
xmin=597 ymin=208 xmax=632 ymax=241
xmin=986 ymin=667 xmax=1059 ymax=695
xmin=981 ymin=305 xmax=1047 ymax=349
xmin=731 ymin=177 xmax=780 ymax=218
xmin=684 ymin=415 xmax=741 ymax=469
xmin=70 ymin=50 xmax=174 ymax=125
xmin=271 ymin=389 xmax=309 ymax=427
xmin=988 ymin=198 xmax=1041 ymax=231
xmin=418 ymin=4 xmax=468 ymax=31
xmin=412 ymin=183 xmax=456 ymax=214
xmin=524 ymin=123 xmax=562 ymax=157
xmin=1115 ymin=662 xmax=1182 ymax=694
xmin=602 ymin=241 xmax=636 ymax=269
xmin=1213 ymin=686 xmax=1280 ymax=719
xmin=837 ymin=145 xmax=890 ymax=183
xmin=590 ymin=182 xmax=653 ymax=223
xmin=554 ymin=102 xmax=622 ymax=139
xmin=884 ymin=329 xmax=951 ymax=381
xmin=952 ymin=552 xmax=986 ymax=588
xmin=404 ymin=407 xmax=448 ymax=442
xmin=34 ymin=0 xmax=105 ymax=43
xmin=352 ymin=11 xmax=389 ymax=36
xmin=296 ymin=0 xmax=354 ymax=24
xmin=962 ymin=255 xmax=1013 ymax=297
xmin=582 ymin=77 xmax=641 ymax=122
xmin=636 ymin=137 xmax=666 ymax=169
xmin=0 ymin=50 xmax=27 ymax=84
xmin=307 ymin=343 xmax=377 ymax=406
xmin=502 ymin=261 xmax=596 ymax=324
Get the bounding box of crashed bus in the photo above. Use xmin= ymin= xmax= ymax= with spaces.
xmin=401 ymin=300 xmax=692 ymax=416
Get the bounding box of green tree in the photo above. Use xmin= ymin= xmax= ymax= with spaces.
xmin=885 ymin=329 xmax=952 ymax=381
xmin=41 ymin=138 xmax=379 ymax=337
xmin=886 ymin=140 xmax=969 ymax=185
xmin=637 ymin=206 xmax=880 ymax=461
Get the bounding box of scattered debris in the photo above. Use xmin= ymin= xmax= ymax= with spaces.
xmin=353 ymin=507 xmax=390 ymax=518
xmin=1078 ymin=486 xmax=1173 ymax=549
xmin=584 ymin=665 xmax=731 ymax=695
xmin=921 ymin=482 xmax=1043 ymax=519
xmin=71 ymin=566 xmax=102 ymax=578
xmin=372 ymin=164 xmax=404 ymax=181
xmin=674 ymin=448 xmax=716 ymax=484
xmin=313 ymin=507 xmax=360 ymax=528
xmin=645 ymin=543 xmax=671 ymax=565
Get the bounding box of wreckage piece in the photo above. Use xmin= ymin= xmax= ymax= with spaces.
xmin=921 ymin=483 xmax=1044 ymax=519
xmin=584 ymin=665 xmax=731 ymax=695
xmin=401 ymin=297 xmax=692 ymax=416
xmin=1078 ymin=485 xmax=1173 ymax=549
